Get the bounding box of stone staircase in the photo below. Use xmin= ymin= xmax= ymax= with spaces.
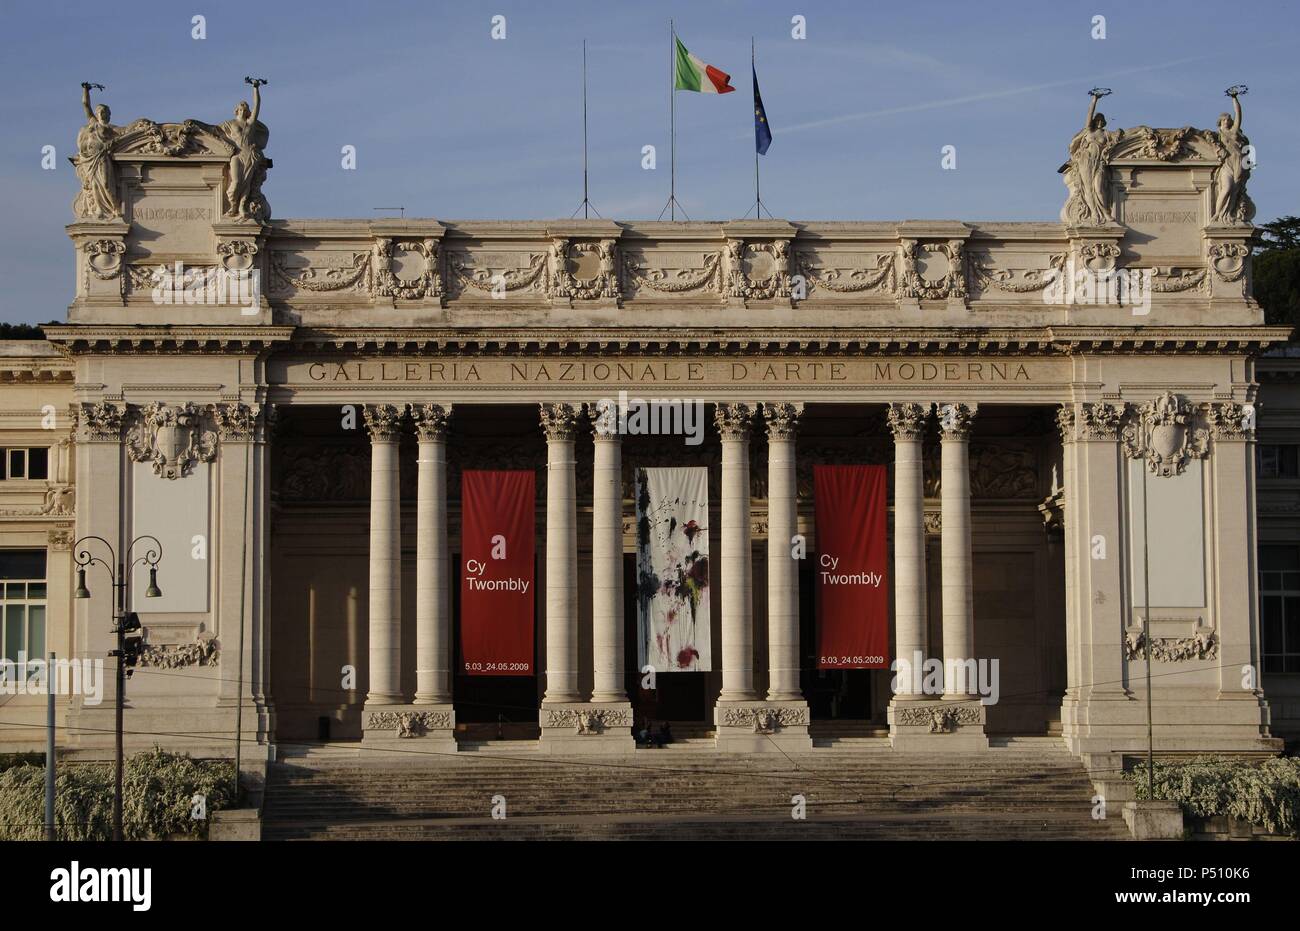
xmin=260 ymin=739 xmax=1131 ymax=840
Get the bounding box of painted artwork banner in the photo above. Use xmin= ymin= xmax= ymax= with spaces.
xmin=460 ymin=470 xmax=535 ymax=675
xmin=814 ymin=464 xmax=889 ymax=669
xmin=635 ymin=466 xmax=711 ymax=671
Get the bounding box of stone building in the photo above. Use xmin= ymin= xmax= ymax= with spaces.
xmin=0 ymin=88 xmax=1294 ymax=773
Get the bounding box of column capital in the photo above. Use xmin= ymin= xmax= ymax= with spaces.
xmin=363 ymin=403 xmax=404 ymax=442
xmin=410 ymin=403 xmax=452 ymax=440
xmin=76 ymin=401 xmax=123 ymax=442
xmin=761 ymin=402 xmax=803 ymax=440
xmin=212 ymin=402 xmax=261 ymax=442
xmin=887 ymin=402 xmax=929 ymax=441
xmin=1078 ymin=400 xmax=1126 ymax=441
xmin=584 ymin=399 xmax=622 ymax=441
xmin=1055 ymin=405 xmax=1077 ymax=444
xmin=936 ymin=402 xmax=976 ymax=441
xmin=714 ymin=402 xmax=755 ymax=440
xmin=1208 ymin=401 xmax=1254 ymax=441
xmin=539 ymin=402 xmax=581 ymax=441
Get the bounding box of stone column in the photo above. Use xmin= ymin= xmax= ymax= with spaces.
xmin=716 ymin=403 xmax=757 ymax=702
xmin=938 ymin=402 xmax=976 ymax=700
xmin=213 ymin=403 xmax=270 ymax=747
xmin=66 ymin=401 xmax=125 ymax=746
xmin=763 ymin=402 xmax=803 ymax=702
xmin=363 ymin=403 xmax=403 ymax=708
xmin=411 ymin=404 xmax=454 ymax=706
xmin=539 ymin=402 xmax=581 ymax=704
xmin=887 ymin=403 xmax=929 ymax=699
xmin=588 ymin=403 xmax=626 ymax=704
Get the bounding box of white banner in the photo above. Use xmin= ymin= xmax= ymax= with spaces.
xmin=635 ymin=466 xmax=711 ymax=671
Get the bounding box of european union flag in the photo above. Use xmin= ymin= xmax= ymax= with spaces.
xmin=753 ymin=64 xmax=772 ymax=155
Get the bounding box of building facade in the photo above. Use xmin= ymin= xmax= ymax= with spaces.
xmin=0 ymin=92 xmax=1295 ymax=768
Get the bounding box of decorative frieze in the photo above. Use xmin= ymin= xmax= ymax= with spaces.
xmin=1125 ymin=628 xmax=1219 ymax=663
xmin=543 ymin=707 xmax=632 ymax=734
xmin=621 ymin=250 xmax=722 ymax=295
xmin=725 ymin=239 xmax=791 ymax=300
xmin=125 ymin=402 xmax=217 ymax=479
xmin=969 ymin=252 xmax=1065 ymax=294
xmin=718 ymin=705 xmax=808 ymax=733
xmin=1121 ymin=391 xmax=1209 ymax=477
xmin=793 ymin=251 xmax=895 ymax=296
xmin=893 ymin=704 xmax=981 ymax=733
xmin=372 ymin=238 xmax=441 ymax=301
xmin=366 ymin=710 xmax=452 ymax=737
xmin=138 ymin=638 xmax=220 ymax=669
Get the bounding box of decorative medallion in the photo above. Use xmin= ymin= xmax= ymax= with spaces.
xmin=125 ymin=402 xmax=217 ymax=479
xmin=1121 ymin=392 xmax=1209 ymax=477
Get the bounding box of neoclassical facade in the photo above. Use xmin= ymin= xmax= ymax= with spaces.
xmin=0 ymin=90 xmax=1295 ymax=769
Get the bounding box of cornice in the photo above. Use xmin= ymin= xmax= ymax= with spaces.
xmin=42 ymin=325 xmax=297 ymax=354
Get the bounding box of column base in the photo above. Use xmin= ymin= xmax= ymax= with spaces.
xmin=888 ymin=698 xmax=988 ymax=751
xmin=713 ymin=699 xmax=812 ymax=752
xmin=361 ymin=703 xmax=458 ymax=751
xmin=538 ymin=701 xmax=635 ymax=756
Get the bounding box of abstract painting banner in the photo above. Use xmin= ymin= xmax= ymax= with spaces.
xmin=814 ymin=464 xmax=889 ymax=670
xmin=635 ymin=466 xmax=711 ymax=672
xmin=460 ymin=469 xmax=535 ymax=675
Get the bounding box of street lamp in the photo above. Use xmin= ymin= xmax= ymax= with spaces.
xmin=73 ymin=535 xmax=162 ymax=843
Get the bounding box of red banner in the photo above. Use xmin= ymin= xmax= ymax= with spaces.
xmin=460 ymin=470 xmax=535 ymax=675
xmin=814 ymin=464 xmax=889 ymax=669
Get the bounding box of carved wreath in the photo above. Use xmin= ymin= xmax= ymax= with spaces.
xmin=900 ymin=239 xmax=967 ymax=300
xmin=373 ymin=238 xmax=441 ymax=300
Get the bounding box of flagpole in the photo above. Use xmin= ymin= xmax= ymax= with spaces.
xmin=752 ymin=37 xmax=761 ymax=219
xmin=669 ymin=19 xmax=677 ymax=220
xmin=571 ymin=38 xmax=600 ymax=218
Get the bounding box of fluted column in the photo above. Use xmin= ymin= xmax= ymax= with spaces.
xmin=364 ymin=403 xmax=404 ymax=706
xmin=412 ymin=404 xmax=452 ymax=704
xmin=938 ymin=402 xmax=976 ymax=699
xmin=540 ymin=403 xmax=581 ymax=703
xmin=764 ymin=402 xmax=803 ymax=701
xmin=588 ymin=403 xmax=626 ymax=703
xmin=888 ymin=403 xmax=929 ymax=697
xmin=716 ymin=403 xmax=757 ymax=701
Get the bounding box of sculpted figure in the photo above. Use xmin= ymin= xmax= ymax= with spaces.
xmin=1210 ymin=86 xmax=1252 ymax=225
xmin=72 ymin=83 xmax=122 ymax=220
xmin=218 ymin=78 xmax=271 ymax=220
xmin=1062 ymin=89 xmax=1122 ymax=226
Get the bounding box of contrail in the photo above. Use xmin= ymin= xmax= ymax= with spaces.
xmin=773 ymin=49 xmax=1261 ymax=136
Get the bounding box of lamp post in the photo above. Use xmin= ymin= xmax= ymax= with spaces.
xmin=73 ymin=535 xmax=162 ymax=842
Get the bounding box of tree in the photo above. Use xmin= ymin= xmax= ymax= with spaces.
xmin=1254 ymin=216 xmax=1300 ymax=337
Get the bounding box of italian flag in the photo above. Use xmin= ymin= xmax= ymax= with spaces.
xmin=674 ymin=36 xmax=735 ymax=94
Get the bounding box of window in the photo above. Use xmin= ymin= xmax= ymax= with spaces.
xmin=1261 ymin=545 xmax=1300 ymax=674
xmin=0 ymin=447 xmax=49 ymax=481
xmin=0 ymin=549 xmax=47 ymax=663
xmin=1258 ymin=444 xmax=1300 ymax=479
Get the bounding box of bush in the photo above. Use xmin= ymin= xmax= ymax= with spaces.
xmin=0 ymin=746 xmax=238 ymax=841
xmin=1130 ymin=756 xmax=1300 ymax=836
xmin=0 ymin=752 xmax=44 ymax=773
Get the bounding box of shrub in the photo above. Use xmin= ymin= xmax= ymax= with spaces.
xmin=0 ymin=752 xmax=44 ymax=773
xmin=1130 ymin=756 xmax=1300 ymax=836
xmin=0 ymin=746 xmax=237 ymax=841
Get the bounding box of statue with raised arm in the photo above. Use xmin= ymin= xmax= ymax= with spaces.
xmin=72 ymin=82 xmax=122 ymax=220
xmin=1210 ymin=86 xmax=1253 ymax=226
xmin=218 ymin=77 xmax=271 ymax=221
xmin=1060 ymin=88 xmax=1122 ymax=226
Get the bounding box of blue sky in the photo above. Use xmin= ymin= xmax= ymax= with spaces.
xmin=2 ymin=0 xmax=1297 ymax=323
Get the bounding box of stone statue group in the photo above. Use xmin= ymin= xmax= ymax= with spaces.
xmin=72 ymin=77 xmax=270 ymax=222
xmin=1061 ymin=86 xmax=1253 ymax=228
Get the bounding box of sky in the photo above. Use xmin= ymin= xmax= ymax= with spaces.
xmin=1 ymin=0 xmax=1298 ymax=323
